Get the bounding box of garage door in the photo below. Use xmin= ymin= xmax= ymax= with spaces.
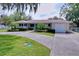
xmin=55 ymin=24 xmax=66 ymax=32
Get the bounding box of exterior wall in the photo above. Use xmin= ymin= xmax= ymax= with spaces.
xmin=62 ymin=23 xmax=67 ymax=32
xmin=65 ymin=23 xmax=70 ymax=31
xmin=18 ymin=23 xmax=28 ymax=29
xmin=51 ymin=23 xmax=55 ymax=29
xmin=17 ymin=22 xmax=70 ymax=32
xmin=45 ymin=23 xmax=52 ymax=29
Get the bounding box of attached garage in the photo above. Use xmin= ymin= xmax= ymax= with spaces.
xmin=55 ymin=23 xmax=66 ymax=32
xmin=54 ymin=21 xmax=70 ymax=33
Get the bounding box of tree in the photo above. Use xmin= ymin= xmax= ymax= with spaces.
xmin=0 ymin=3 xmax=39 ymax=25
xmin=0 ymin=3 xmax=40 ymax=31
xmin=0 ymin=3 xmax=40 ymax=14
xmin=60 ymin=3 xmax=79 ymax=26
xmin=1 ymin=15 xmax=12 ymax=25
xmin=1 ymin=11 xmax=32 ymax=25
xmin=11 ymin=11 xmax=27 ymax=21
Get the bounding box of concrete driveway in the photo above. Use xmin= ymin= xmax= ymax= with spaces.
xmin=52 ymin=32 xmax=79 ymax=56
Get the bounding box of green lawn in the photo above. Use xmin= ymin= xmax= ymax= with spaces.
xmin=0 ymin=35 xmax=50 ymax=56
xmin=35 ymin=32 xmax=54 ymax=37
xmin=0 ymin=29 xmax=7 ymax=32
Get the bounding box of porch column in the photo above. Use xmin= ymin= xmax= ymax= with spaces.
xmin=34 ymin=24 xmax=37 ymax=31
xmin=27 ymin=24 xmax=29 ymax=29
xmin=23 ymin=23 xmax=24 ymax=28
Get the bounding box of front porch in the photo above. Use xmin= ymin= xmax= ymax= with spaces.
xmin=17 ymin=23 xmax=52 ymax=31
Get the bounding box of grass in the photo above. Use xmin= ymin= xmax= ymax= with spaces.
xmin=0 ymin=29 xmax=7 ymax=32
xmin=0 ymin=35 xmax=50 ymax=56
xmin=35 ymin=32 xmax=54 ymax=37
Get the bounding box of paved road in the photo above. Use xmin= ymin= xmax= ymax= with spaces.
xmin=0 ymin=31 xmax=52 ymax=49
xmin=52 ymin=32 xmax=79 ymax=56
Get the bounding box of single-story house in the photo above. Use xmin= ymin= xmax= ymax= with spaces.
xmin=15 ymin=18 xmax=73 ymax=32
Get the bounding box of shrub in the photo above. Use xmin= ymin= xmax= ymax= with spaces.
xmin=47 ymin=28 xmax=55 ymax=33
xmin=18 ymin=28 xmax=27 ymax=31
xmin=35 ymin=23 xmax=48 ymax=31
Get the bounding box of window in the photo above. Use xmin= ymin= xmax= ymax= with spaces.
xmin=19 ymin=24 xmax=23 ymax=26
xmin=30 ymin=24 xmax=34 ymax=27
xmin=24 ymin=24 xmax=27 ymax=26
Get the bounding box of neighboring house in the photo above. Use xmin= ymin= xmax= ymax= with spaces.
xmin=15 ymin=17 xmax=73 ymax=32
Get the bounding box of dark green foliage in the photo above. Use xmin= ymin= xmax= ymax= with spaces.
xmin=60 ymin=3 xmax=79 ymax=26
xmin=47 ymin=29 xmax=55 ymax=33
xmin=35 ymin=23 xmax=48 ymax=31
xmin=18 ymin=28 xmax=27 ymax=31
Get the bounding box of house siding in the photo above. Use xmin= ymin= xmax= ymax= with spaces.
xmin=66 ymin=23 xmax=70 ymax=31
xmin=51 ymin=23 xmax=55 ymax=29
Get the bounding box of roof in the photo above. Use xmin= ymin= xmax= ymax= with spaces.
xmin=15 ymin=19 xmax=72 ymax=24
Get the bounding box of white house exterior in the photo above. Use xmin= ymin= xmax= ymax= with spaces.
xmin=15 ymin=18 xmax=72 ymax=32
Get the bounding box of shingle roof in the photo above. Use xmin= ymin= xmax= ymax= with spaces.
xmin=15 ymin=19 xmax=72 ymax=24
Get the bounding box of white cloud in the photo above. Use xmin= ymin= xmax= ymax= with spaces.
xmin=32 ymin=3 xmax=63 ymax=19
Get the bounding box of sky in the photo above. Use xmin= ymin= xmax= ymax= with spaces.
xmin=32 ymin=3 xmax=64 ymax=19
xmin=0 ymin=3 xmax=64 ymax=20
